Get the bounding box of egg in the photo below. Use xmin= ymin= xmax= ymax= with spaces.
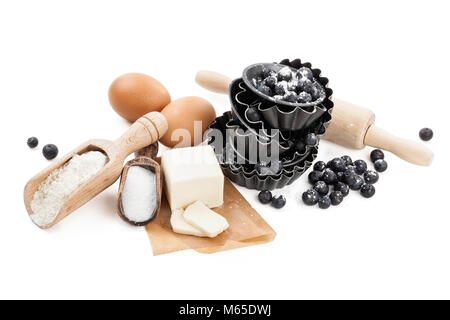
xmin=160 ymin=96 xmax=216 ymax=148
xmin=108 ymin=73 xmax=171 ymax=122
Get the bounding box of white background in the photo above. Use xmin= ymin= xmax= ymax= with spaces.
xmin=0 ymin=0 xmax=449 ymax=299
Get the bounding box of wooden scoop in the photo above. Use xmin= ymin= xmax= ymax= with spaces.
xmin=24 ymin=112 xmax=168 ymax=229
xmin=117 ymin=143 xmax=162 ymax=227
xmin=196 ymin=70 xmax=433 ymax=166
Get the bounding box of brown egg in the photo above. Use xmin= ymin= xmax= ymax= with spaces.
xmin=108 ymin=73 xmax=171 ymax=122
xmin=160 ymin=96 xmax=216 ymax=148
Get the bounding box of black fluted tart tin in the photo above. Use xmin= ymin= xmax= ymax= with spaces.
xmin=234 ymin=58 xmax=333 ymax=131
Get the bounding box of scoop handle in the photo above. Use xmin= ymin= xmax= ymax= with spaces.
xmin=114 ymin=112 xmax=168 ymax=159
xmin=364 ymin=125 xmax=434 ymax=166
xmin=195 ymin=70 xmax=231 ymax=94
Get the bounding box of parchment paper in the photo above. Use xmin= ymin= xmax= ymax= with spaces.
xmin=145 ymin=178 xmax=276 ymax=255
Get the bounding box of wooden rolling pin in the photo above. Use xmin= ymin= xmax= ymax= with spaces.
xmin=196 ymin=71 xmax=433 ymax=166
xmin=24 ymin=112 xmax=168 ymax=229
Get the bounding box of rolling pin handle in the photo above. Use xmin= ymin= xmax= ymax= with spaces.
xmin=195 ymin=71 xmax=231 ymax=94
xmin=364 ymin=125 xmax=434 ymax=166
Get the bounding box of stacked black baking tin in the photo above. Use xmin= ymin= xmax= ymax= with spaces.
xmin=207 ymin=59 xmax=333 ymax=190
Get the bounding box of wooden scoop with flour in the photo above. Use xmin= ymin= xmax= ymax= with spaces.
xmin=24 ymin=112 xmax=168 ymax=229
xmin=196 ymin=70 xmax=433 ymax=166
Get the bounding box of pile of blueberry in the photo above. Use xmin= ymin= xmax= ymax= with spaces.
xmin=301 ymin=149 xmax=388 ymax=209
xmin=27 ymin=136 xmax=59 ymax=160
xmin=252 ymin=66 xmax=325 ymax=104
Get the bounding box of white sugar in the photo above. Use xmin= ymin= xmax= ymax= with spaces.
xmin=121 ymin=166 xmax=157 ymax=223
xmin=30 ymin=151 xmax=107 ymax=227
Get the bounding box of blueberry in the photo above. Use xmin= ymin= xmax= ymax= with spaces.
xmin=297 ymin=91 xmax=313 ymax=103
xmin=295 ymin=140 xmax=306 ymax=153
xmin=330 ymin=191 xmax=344 ymax=205
xmin=370 ymin=149 xmax=384 ymax=162
xmin=341 ymin=155 xmax=353 ymax=166
xmin=322 ymin=169 xmax=338 ymax=185
xmin=308 ymin=170 xmax=323 ymax=184
xmin=419 ymin=128 xmax=433 ymax=141
xmin=343 ymin=168 xmax=357 ymax=185
xmin=271 ymin=195 xmax=286 ymax=209
xmin=363 ymin=170 xmax=379 ymax=184
xmin=374 ymin=159 xmax=388 ymax=172
xmin=256 ymin=161 xmax=283 ymax=176
xmin=318 ymin=196 xmax=331 ymax=209
xmin=42 ymin=144 xmax=58 ymax=160
xmin=284 ymin=91 xmax=298 ymax=103
xmin=348 ymin=175 xmax=364 ymax=190
xmin=329 ymin=157 xmax=346 ymax=172
xmin=246 ymin=107 xmax=262 ymax=122
xmin=353 ymin=159 xmax=368 ymax=175
xmin=360 ymin=184 xmax=376 ymax=198
xmin=258 ymin=190 xmax=273 ymax=204
xmin=313 ymin=161 xmax=327 ymax=172
xmin=274 ymin=81 xmax=287 ymax=96
xmin=263 ymin=75 xmax=277 ymax=88
xmin=334 ymin=182 xmax=350 ymax=197
xmin=301 ymin=80 xmax=314 ymax=94
xmin=302 ymin=189 xmax=320 ymax=206
xmin=297 ymin=67 xmax=313 ymax=81
xmin=261 ymin=67 xmax=273 ymax=79
xmin=304 ymin=133 xmax=317 ymax=146
xmin=346 ymin=165 xmax=356 ymax=172
xmin=287 ymin=80 xmax=298 ymax=92
xmin=258 ymin=84 xmax=272 ymax=96
xmin=27 ymin=137 xmax=39 ymax=148
xmin=336 ymin=171 xmax=345 ymax=183
xmin=309 ymin=83 xmax=323 ymax=100
xmin=277 ymin=66 xmax=293 ymax=81
xmin=313 ymin=181 xmax=329 ymax=196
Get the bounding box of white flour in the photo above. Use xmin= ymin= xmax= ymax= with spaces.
xmin=30 ymin=151 xmax=107 ymax=227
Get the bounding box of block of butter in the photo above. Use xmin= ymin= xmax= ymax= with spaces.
xmin=161 ymin=145 xmax=224 ymax=210
xmin=183 ymin=201 xmax=229 ymax=238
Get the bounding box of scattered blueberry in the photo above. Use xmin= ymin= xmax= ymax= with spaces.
xmin=27 ymin=137 xmax=39 ymax=148
xmin=284 ymin=91 xmax=298 ymax=102
xmin=318 ymin=196 xmax=331 ymax=209
xmin=336 ymin=171 xmax=346 ymax=183
xmin=277 ymin=66 xmax=293 ymax=81
xmin=353 ymin=159 xmax=368 ymax=175
xmin=246 ymin=107 xmax=262 ymax=122
xmin=257 ymin=84 xmax=272 ymax=96
xmin=334 ymin=182 xmax=349 ymax=197
xmin=42 ymin=144 xmax=58 ymax=160
xmin=313 ymin=181 xmax=329 ymax=196
xmin=363 ymin=170 xmax=379 ymax=184
xmin=341 ymin=155 xmax=353 ymax=166
xmin=304 ymin=133 xmax=317 ymax=146
xmin=295 ymin=140 xmax=306 ymax=153
xmin=302 ymin=189 xmax=320 ymax=206
xmin=297 ymin=91 xmax=312 ymax=103
xmin=374 ymin=159 xmax=388 ymax=172
xmin=343 ymin=168 xmax=358 ymax=185
xmin=348 ymin=175 xmax=364 ymax=190
xmin=330 ymin=191 xmax=344 ymax=205
xmin=313 ymin=161 xmax=327 ymax=172
xmin=297 ymin=67 xmax=313 ymax=80
xmin=258 ymin=190 xmax=273 ymax=204
xmin=370 ymin=149 xmax=384 ymax=163
xmin=308 ymin=170 xmax=323 ymax=184
xmin=419 ymin=128 xmax=433 ymax=141
xmin=329 ymin=157 xmax=346 ymax=172
xmin=271 ymin=195 xmax=286 ymax=209
xmin=360 ymin=184 xmax=376 ymax=198
xmin=322 ymin=169 xmax=338 ymax=185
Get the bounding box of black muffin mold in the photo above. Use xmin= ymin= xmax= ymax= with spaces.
xmin=237 ymin=58 xmax=334 ymax=131
xmin=206 ymin=112 xmax=318 ymax=190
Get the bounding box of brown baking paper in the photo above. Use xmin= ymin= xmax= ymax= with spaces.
xmin=145 ymin=178 xmax=276 ymax=255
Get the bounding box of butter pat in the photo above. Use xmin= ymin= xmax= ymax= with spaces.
xmin=161 ymin=145 xmax=224 ymax=210
xmin=170 ymin=208 xmax=207 ymax=237
xmin=183 ymin=201 xmax=229 ymax=238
